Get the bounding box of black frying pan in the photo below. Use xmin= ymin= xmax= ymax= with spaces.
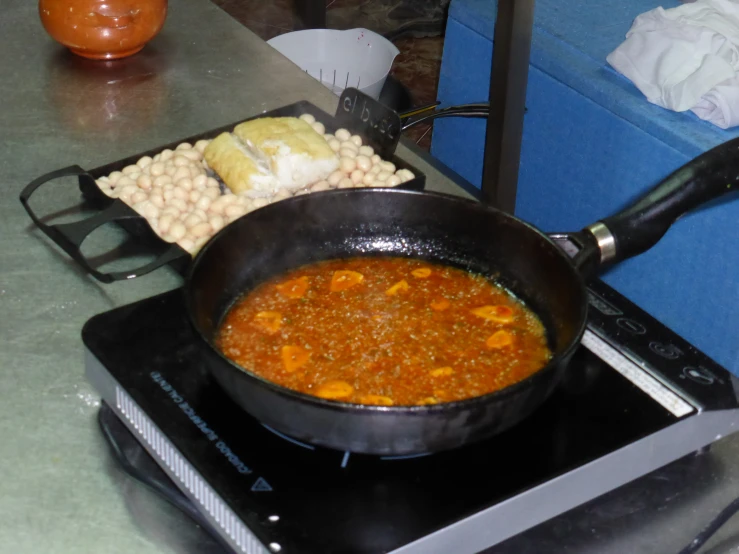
xmin=186 ymin=138 xmax=739 ymax=455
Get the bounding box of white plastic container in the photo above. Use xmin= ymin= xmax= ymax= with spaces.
xmin=267 ymin=28 xmax=400 ymax=100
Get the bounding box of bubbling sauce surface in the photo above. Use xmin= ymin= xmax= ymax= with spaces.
xmin=217 ymin=257 xmax=552 ymax=406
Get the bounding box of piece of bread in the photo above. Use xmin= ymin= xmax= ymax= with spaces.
xmin=203 ymin=132 xmax=279 ymax=197
xmin=204 ymin=117 xmax=339 ymax=198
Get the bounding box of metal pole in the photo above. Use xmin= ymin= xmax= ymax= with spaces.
xmin=480 ymin=0 xmax=536 ymax=212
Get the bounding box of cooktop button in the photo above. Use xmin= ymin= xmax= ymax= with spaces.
xmin=683 ymin=366 xmax=714 ymax=385
xmin=649 ymin=341 xmax=683 ymax=360
xmin=616 ymin=318 xmax=646 ymax=335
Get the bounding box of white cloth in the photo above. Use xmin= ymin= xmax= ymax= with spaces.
xmin=606 ymin=0 xmax=739 ymax=129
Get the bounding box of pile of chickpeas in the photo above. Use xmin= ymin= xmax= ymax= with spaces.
xmin=95 ymin=114 xmax=415 ymax=255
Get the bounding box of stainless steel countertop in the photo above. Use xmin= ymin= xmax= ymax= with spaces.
xmin=1 ymin=0 xmax=738 ymax=552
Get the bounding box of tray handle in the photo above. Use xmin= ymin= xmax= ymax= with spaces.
xmin=20 ymin=165 xmax=189 ymax=283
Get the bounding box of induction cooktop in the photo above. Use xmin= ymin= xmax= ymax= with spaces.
xmin=82 ymin=272 xmax=739 ymax=554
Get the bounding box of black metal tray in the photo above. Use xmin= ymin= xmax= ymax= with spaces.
xmin=20 ymin=90 xmax=426 ymax=283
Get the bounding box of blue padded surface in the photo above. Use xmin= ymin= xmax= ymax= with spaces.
xmin=444 ymin=0 xmax=739 ymax=157
xmin=432 ymin=0 xmax=739 ymax=373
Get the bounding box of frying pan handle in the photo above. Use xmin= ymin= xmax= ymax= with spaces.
xmin=20 ymin=165 xmax=189 ymax=283
xmin=584 ymin=137 xmax=739 ymax=267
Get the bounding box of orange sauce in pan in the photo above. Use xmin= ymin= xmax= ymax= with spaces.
xmin=217 ymin=258 xmax=552 ymax=406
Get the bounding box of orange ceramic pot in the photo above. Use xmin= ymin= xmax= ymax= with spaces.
xmin=39 ymin=0 xmax=167 ymax=60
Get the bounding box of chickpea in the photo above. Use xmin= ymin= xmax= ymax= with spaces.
xmin=98 ymin=185 xmax=114 ymax=197
xmin=172 ymin=167 xmax=192 ymax=183
xmin=355 ymin=155 xmax=372 ymax=172
xmin=340 ymin=140 xmax=359 ymax=152
xmin=338 ymin=178 xmax=354 ymax=189
xmin=371 ymin=154 xmax=382 ymax=165
xmin=160 ymin=149 xmax=174 ymax=162
xmin=169 ymin=198 xmax=189 ymax=213
xmin=358 ymin=145 xmax=374 ymax=157
xmin=160 ymin=206 xmax=181 ymax=219
xmin=349 ymin=135 xmax=362 ymax=147
xmin=176 ymin=142 xmax=192 ymax=151
xmin=180 ymin=149 xmax=202 ymax=161
xmin=132 ymin=200 xmax=159 ymax=220
xmin=122 ymin=164 xmax=139 ymax=175
xmin=339 ymin=157 xmax=357 ymax=174
xmin=396 ymin=169 xmax=416 ymax=182
xmin=182 ymin=213 xmax=201 ymax=228
xmin=375 ymin=171 xmax=392 ymax=182
xmin=131 ymin=191 xmax=148 ymax=204
xmin=252 ymin=197 xmax=268 ymax=209
xmin=136 ymin=156 xmax=153 ymax=169
xmin=203 ymin=187 xmax=221 ymax=200
xmin=380 ymin=161 xmax=396 ymax=173
xmin=192 ymin=208 xmax=208 ymax=222
xmin=339 ymin=148 xmax=357 ymax=159
xmin=328 ymin=138 xmax=341 ymax=152
xmin=173 ymin=187 xmax=189 ymax=201
xmin=193 ymin=235 xmax=210 ymax=251
xmin=158 ymin=213 xmax=174 ymax=233
xmin=273 ymin=188 xmax=291 ymax=201
xmin=327 ymin=170 xmax=344 ymax=186
xmin=178 ymin=237 xmax=196 ymax=254
xmin=311 ymin=180 xmax=330 ymax=192
xmin=299 ymin=113 xmax=316 ymax=124
xmin=118 ymin=185 xmax=138 ymax=202
xmin=169 ymin=221 xmax=187 ymax=241
xmin=194 ymin=140 xmax=210 ymax=153
xmin=164 ymin=164 xmax=178 ymax=177
xmin=209 ymin=195 xmax=236 ymax=214
xmin=137 ymin=174 xmax=153 ymax=190
xmin=362 ymin=173 xmax=376 ymax=186
xmin=189 ymin=221 xmax=212 ymax=238
xmin=108 ymin=171 xmax=123 ymax=184
xmin=385 ymin=175 xmax=402 ymax=187
xmin=188 ymin=189 xmax=202 ymax=204
xmin=173 ymin=155 xmax=191 ymax=168
xmin=149 ymin=162 xmax=165 ymax=177
xmin=175 ymin=176 xmax=193 ymax=191
xmin=209 ymin=214 xmax=225 ymax=232
xmin=195 ymin=195 xmax=211 ymax=211
xmin=224 ymin=204 xmax=247 ymax=218
xmin=334 ymin=128 xmax=351 ymax=141
xmin=154 ymin=174 xmax=172 ymax=187
xmin=350 ymin=169 xmax=364 ymax=184
xmin=149 ymin=192 xmax=165 ymax=208
xmin=117 ymin=176 xmax=136 ymax=189
xmin=193 ymin=174 xmax=208 ymax=189
xmin=312 ymin=122 xmax=325 ymax=135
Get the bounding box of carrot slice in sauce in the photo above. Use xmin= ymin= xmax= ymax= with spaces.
xmin=253 ymin=311 xmax=282 ymax=333
xmin=359 ymin=394 xmax=394 ymax=406
xmin=330 ymin=270 xmax=364 ymax=292
xmin=281 ymin=345 xmax=311 ymax=372
xmin=411 ymin=267 xmax=432 ymax=278
xmin=315 ymin=380 xmax=354 ymax=400
xmin=417 ymin=397 xmax=439 ymax=405
xmin=386 ymin=279 xmax=409 ymax=296
xmin=471 ymin=305 xmax=515 ymax=323
xmin=486 ymin=329 xmax=514 ymax=349
xmin=429 ymin=298 xmax=450 ymax=311
xmin=429 ymin=366 xmax=454 ymax=377
xmin=275 ymin=276 xmax=309 ymax=299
